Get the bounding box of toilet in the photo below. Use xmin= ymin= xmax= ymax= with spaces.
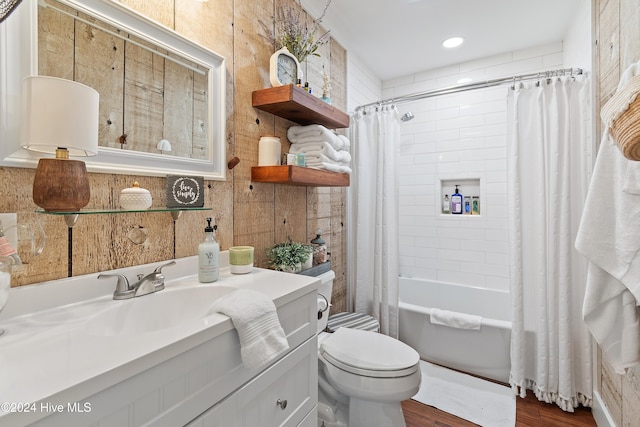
xmin=316 ymin=270 xmax=421 ymax=427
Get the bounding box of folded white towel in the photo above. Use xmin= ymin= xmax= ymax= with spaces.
xmin=337 ymin=134 xmax=351 ymax=150
xmin=290 ymin=145 xmax=352 ymax=164
xmin=211 ymin=289 xmax=289 ymax=369
xmin=289 ymin=141 xmax=351 ymax=160
xmin=307 ymin=162 xmax=352 ymax=174
xmin=287 ymin=125 xmax=347 ymax=150
xmin=429 ymin=308 xmax=482 ymax=330
xmin=288 ymin=124 xmax=335 ymax=139
xmin=303 ymin=152 xmax=350 ymax=165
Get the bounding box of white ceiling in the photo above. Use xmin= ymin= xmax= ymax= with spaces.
xmin=300 ymin=0 xmax=585 ymax=81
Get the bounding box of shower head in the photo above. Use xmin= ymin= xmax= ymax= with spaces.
xmin=400 ymin=112 xmax=414 ymax=122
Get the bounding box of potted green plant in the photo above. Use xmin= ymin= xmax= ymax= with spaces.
xmin=266 ymin=238 xmax=313 ymax=273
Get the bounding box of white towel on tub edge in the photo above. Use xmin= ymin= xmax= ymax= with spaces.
xmin=429 ymin=308 xmax=482 ymax=330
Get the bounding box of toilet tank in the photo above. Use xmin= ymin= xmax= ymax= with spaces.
xmin=316 ymin=270 xmax=335 ymax=333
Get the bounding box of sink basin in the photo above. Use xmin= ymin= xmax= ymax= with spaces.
xmin=84 ymin=285 xmax=236 ymax=336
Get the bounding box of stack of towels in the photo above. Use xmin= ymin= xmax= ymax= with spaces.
xmin=287 ymin=125 xmax=352 ymax=174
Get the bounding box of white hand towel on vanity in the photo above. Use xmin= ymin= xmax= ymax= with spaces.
xmin=211 ymin=289 xmax=289 ymax=370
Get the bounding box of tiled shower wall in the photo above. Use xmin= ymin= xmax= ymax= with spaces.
xmin=385 ymin=43 xmax=565 ymax=291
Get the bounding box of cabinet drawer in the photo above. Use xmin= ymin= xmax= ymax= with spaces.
xmin=235 ymin=336 xmax=317 ymax=427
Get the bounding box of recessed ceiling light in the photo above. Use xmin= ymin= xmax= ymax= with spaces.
xmin=443 ymin=37 xmax=464 ymax=48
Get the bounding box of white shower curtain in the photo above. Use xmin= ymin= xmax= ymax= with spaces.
xmin=348 ymin=106 xmax=400 ymax=337
xmin=507 ymin=76 xmax=593 ymax=411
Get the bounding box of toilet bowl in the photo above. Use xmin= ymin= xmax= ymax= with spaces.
xmin=316 ymin=270 xmax=421 ymax=427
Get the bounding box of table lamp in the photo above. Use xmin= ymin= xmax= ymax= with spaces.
xmin=21 ymin=76 xmax=99 ymax=212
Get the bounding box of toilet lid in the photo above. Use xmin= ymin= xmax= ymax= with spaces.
xmin=320 ymin=327 xmax=419 ymax=376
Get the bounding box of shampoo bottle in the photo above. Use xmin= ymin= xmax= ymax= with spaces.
xmin=198 ymin=218 xmax=219 ymax=283
xmin=451 ymin=185 xmax=463 ymax=214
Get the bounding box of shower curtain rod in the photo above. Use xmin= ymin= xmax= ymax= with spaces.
xmin=355 ymin=67 xmax=583 ymax=112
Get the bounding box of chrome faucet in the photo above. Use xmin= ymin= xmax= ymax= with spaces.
xmin=98 ymin=261 xmax=176 ymax=300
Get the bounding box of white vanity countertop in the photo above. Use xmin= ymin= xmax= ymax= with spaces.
xmin=0 ymin=255 xmax=320 ymax=426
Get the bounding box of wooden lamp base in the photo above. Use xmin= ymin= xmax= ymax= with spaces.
xmin=32 ymin=158 xmax=91 ymax=212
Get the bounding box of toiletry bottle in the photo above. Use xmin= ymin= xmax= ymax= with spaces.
xmin=464 ymin=196 xmax=471 ymax=214
xmin=198 ymin=218 xmax=219 ymax=283
xmin=472 ymin=196 xmax=480 ymax=215
xmin=451 ymin=185 xmax=463 ymax=214
xmin=442 ymin=194 xmax=450 ymax=214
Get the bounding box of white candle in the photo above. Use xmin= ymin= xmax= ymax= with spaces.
xmin=258 ymin=136 xmax=281 ymax=166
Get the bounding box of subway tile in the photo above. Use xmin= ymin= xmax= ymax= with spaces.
xmin=403 ymin=266 xmax=436 ymax=280
xmin=460 ymin=261 xmax=509 ymax=278
xmin=437 ymin=225 xmax=486 ymax=243
xmin=485 ymin=111 xmax=507 ymax=125
xmin=486 ymin=251 xmax=509 ymax=265
xmin=399 ymin=238 xmax=416 ymax=252
xmin=485 ymin=158 xmax=508 ymax=171
xmin=437 ymin=270 xmax=486 ymax=287
xmin=406 ymin=137 xmax=437 ymax=152
xmin=398 ymin=213 xmax=416 ymax=226
xmin=486 ymin=181 xmax=508 ymax=194
xmin=399 ymin=255 xmax=415 ymax=267
xmin=431 ymin=237 xmax=461 ymax=250
xmin=542 ymin=52 xmax=564 ymax=69
xmin=460 ymin=51 xmax=515 ymax=73
xmin=486 ymin=57 xmax=545 ymax=79
xmin=484 ymin=276 xmax=510 ymax=292
xmin=460 ymin=147 xmax=506 ymax=162
xmin=513 ymin=42 xmax=563 ymax=61
xmin=383 ymin=74 xmax=415 ymax=90
xmin=414 ymin=63 xmax=461 ymax=82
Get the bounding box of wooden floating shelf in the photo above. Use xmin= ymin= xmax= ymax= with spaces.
xmin=251 ymin=166 xmax=350 ymax=187
xmin=252 ymin=85 xmax=350 ymax=129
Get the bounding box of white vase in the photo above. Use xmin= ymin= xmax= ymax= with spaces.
xmin=302 ymin=254 xmax=313 ymax=271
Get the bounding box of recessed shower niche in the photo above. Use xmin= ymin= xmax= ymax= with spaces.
xmin=438 ymin=177 xmax=483 ymax=217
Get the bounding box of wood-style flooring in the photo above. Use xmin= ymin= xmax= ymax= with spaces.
xmin=402 ymin=393 xmax=597 ymax=427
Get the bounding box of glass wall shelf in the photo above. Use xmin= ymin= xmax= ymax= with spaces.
xmin=36 ymin=207 xmax=212 ymax=226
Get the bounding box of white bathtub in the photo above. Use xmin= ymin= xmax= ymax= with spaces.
xmin=398 ymin=277 xmax=512 ymax=383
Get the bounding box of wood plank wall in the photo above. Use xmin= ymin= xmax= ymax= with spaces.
xmin=3 ymin=0 xmax=348 ymax=314
xmin=594 ymin=0 xmax=640 ymax=425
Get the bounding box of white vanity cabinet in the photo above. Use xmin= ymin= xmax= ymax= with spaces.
xmin=5 ymin=266 xmax=320 ymax=427
xmin=188 ymin=336 xmax=317 ymax=427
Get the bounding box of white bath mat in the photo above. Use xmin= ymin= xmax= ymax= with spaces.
xmin=412 ymin=361 xmax=515 ymax=427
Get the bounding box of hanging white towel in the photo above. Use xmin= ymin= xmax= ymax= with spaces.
xmin=575 ymin=59 xmax=640 ymax=374
xmin=211 ymin=289 xmax=289 ymax=370
xmin=429 ymin=308 xmax=482 ymax=330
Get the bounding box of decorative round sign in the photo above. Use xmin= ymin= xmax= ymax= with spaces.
xmin=166 ymin=176 xmax=204 ymax=207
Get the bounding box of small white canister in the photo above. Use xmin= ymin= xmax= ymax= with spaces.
xmin=120 ymin=182 xmax=152 ymax=210
xmin=258 ymin=136 xmax=281 ymax=166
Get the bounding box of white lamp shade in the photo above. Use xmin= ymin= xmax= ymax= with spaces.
xmin=21 ymin=76 xmax=99 ymax=157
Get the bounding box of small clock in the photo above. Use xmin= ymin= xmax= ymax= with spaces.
xmin=270 ymin=47 xmax=301 ymax=87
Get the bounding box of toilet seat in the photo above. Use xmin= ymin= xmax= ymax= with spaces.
xmin=320 ymin=327 xmax=419 ymax=378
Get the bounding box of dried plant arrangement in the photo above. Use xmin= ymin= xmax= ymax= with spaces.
xmin=264 ymin=0 xmax=333 ymax=63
